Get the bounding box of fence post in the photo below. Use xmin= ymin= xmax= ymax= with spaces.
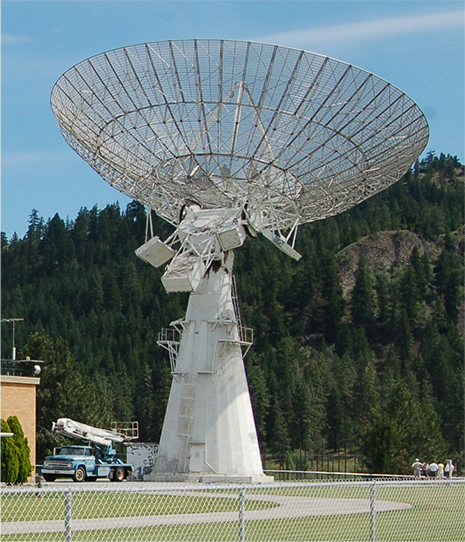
xmin=370 ymin=481 xmax=376 ymax=542
xmin=238 ymin=486 xmax=246 ymax=542
xmin=64 ymin=488 xmax=73 ymax=542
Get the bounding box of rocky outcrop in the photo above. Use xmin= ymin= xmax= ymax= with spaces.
xmin=337 ymin=230 xmax=438 ymax=297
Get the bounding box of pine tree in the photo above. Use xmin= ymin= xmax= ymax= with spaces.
xmin=303 ymin=350 xmax=329 ymax=454
xmin=135 ymin=362 xmax=158 ymax=442
xmin=443 ymin=267 xmax=461 ymax=324
xmin=393 ymin=307 xmax=414 ymax=370
xmin=409 ymin=246 xmax=428 ymax=296
xmin=123 ymin=262 xmax=141 ymax=306
xmin=290 ymin=379 xmax=313 ymax=453
xmin=319 ymin=249 xmax=344 ymax=343
xmin=245 ymin=359 xmax=271 ymax=448
xmin=382 ymin=346 xmax=402 ymax=381
xmin=89 ymin=267 xmax=104 ymax=313
xmin=269 ymin=398 xmax=290 ymax=467
xmin=434 ymin=249 xmax=453 ymax=295
xmin=328 ymin=353 xmax=356 ymax=452
xmin=375 ymin=271 xmax=390 ymax=335
xmin=26 ymin=209 xmax=45 ymax=243
xmin=350 ymin=256 xmax=376 ymax=338
xmin=398 ymin=264 xmax=421 ymax=327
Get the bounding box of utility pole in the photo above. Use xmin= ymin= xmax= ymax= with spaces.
xmin=1 ymin=318 xmax=24 ymax=360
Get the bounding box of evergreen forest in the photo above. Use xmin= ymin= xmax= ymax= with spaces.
xmin=1 ymin=151 xmax=464 ymax=475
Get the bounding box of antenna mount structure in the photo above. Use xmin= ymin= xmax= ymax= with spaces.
xmin=1 ymin=318 xmax=24 ymax=361
xmin=51 ymin=39 xmax=428 ymax=482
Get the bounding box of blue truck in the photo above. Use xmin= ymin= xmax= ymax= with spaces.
xmin=41 ymin=418 xmax=138 ymax=482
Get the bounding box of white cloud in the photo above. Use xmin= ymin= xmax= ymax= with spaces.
xmin=254 ymin=10 xmax=464 ymax=49
xmin=1 ymin=33 xmax=32 ymax=46
xmin=1 ymin=150 xmax=72 ymax=170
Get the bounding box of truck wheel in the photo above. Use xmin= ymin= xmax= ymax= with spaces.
xmin=43 ymin=474 xmax=56 ymax=482
xmin=73 ymin=466 xmax=86 ymax=483
xmin=113 ymin=467 xmax=125 ymax=482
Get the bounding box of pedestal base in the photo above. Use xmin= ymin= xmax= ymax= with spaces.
xmin=144 ymin=472 xmax=275 ymax=484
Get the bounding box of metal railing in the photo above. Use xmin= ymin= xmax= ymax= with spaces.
xmin=265 ymin=469 xmax=413 ymax=481
xmin=1 ymin=478 xmax=464 ymax=541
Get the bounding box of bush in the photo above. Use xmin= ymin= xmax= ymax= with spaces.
xmin=7 ymin=415 xmax=33 ymax=483
xmin=1 ymin=419 xmax=19 ymax=484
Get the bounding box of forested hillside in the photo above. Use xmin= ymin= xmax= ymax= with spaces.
xmin=2 ymin=152 xmax=463 ymax=474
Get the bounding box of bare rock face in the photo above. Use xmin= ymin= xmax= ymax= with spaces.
xmin=337 ymin=230 xmax=438 ymax=297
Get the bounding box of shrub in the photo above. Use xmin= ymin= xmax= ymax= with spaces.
xmin=7 ymin=415 xmax=33 ymax=483
xmin=1 ymin=419 xmax=19 ymax=484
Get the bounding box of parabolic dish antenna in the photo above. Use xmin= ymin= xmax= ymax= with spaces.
xmin=52 ymin=39 xmax=428 ymax=481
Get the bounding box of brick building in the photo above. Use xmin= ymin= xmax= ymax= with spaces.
xmin=1 ymin=374 xmax=40 ymax=476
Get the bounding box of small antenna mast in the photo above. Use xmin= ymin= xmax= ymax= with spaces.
xmin=1 ymin=318 xmax=24 ymax=360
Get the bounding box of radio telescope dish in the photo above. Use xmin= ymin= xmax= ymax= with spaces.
xmin=51 ymin=39 xmax=428 ymax=241
xmin=51 ymin=39 xmax=428 ymax=481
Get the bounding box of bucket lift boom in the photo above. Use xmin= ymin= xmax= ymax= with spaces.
xmin=52 ymin=418 xmax=139 ymax=447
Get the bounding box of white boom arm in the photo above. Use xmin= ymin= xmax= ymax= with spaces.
xmin=52 ymin=418 xmax=133 ymax=447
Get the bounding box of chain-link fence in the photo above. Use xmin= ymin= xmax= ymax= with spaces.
xmin=1 ymin=479 xmax=464 ymax=541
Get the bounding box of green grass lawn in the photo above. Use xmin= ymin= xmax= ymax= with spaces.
xmin=1 ymin=491 xmax=275 ymax=521
xmin=1 ymin=482 xmax=464 ymax=541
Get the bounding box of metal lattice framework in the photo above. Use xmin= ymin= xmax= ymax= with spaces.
xmin=51 ymin=39 xmax=429 ymax=235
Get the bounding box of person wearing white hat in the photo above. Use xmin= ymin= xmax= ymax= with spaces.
xmin=412 ymin=459 xmax=423 ymax=479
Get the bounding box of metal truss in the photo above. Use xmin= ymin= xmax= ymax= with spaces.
xmin=51 ymin=39 xmax=429 ymax=235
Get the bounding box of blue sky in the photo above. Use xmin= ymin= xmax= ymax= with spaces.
xmin=2 ymin=0 xmax=464 ymax=240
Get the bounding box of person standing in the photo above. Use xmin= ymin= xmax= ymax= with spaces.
xmin=429 ymin=461 xmax=439 ymax=478
xmin=422 ymin=461 xmax=430 ymax=479
xmin=437 ymin=462 xmax=445 ymax=478
xmin=412 ymin=459 xmax=423 ymax=479
xmin=444 ymin=460 xmax=455 ymax=479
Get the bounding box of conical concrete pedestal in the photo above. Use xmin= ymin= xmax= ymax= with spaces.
xmin=146 ymin=260 xmax=272 ymax=483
